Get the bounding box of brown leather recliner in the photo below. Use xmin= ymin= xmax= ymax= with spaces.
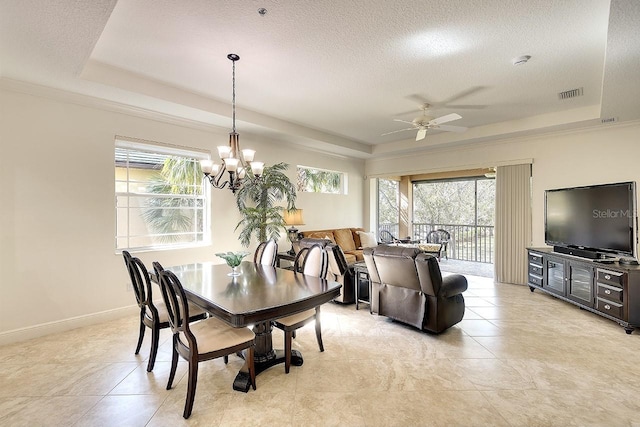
xmin=295 ymin=237 xmax=355 ymax=304
xmin=363 ymin=245 xmax=467 ymax=333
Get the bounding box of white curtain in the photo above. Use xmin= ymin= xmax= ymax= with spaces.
xmin=494 ymin=164 xmax=532 ymax=284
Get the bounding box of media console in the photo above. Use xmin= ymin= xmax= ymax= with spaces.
xmin=527 ymin=248 xmax=640 ymax=334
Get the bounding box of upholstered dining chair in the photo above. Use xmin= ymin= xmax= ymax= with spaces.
xmin=122 ymin=251 xmax=207 ymax=372
xmin=153 ymin=262 xmax=256 ymax=419
xmin=254 ymin=239 xmax=278 ymax=267
xmin=273 ymin=244 xmax=328 ymax=373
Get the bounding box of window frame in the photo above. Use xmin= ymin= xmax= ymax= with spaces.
xmin=115 ymin=137 xmax=211 ymax=253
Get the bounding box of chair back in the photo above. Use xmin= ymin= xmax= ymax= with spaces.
xmin=378 ymin=230 xmax=398 ymax=243
xmin=364 ymin=245 xmax=422 ymax=291
xmin=427 ymin=229 xmax=450 ymax=245
xmin=254 ymin=239 xmax=278 ymax=266
xmin=153 ymin=262 xmax=196 ymax=347
xmin=123 ymin=251 xmax=156 ymax=313
xmin=325 ymin=243 xmax=349 ymax=278
xmin=294 ymin=244 xmax=328 ymax=279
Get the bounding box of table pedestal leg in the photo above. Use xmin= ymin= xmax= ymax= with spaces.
xmin=232 ymin=321 xmax=303 ymax=392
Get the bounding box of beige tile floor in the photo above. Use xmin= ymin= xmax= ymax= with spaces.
xmin=2 ymin=275 xmax=640 ymax=426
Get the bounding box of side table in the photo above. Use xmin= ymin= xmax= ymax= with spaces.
xmin=353 ymin=262 xmax=371 ymax=311
xmin=276 ymin=252 xmax=296 ymax=268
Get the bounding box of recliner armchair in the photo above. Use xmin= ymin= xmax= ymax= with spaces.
xmin=363 ymin=245 xmax=467 ymax=333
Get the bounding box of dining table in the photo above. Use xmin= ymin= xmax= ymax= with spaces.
xmin=162 ymin=260 xmax=342 ymax=392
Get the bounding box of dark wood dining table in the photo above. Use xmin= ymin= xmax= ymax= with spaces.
xmin=163 ymin=261 xmax=342 ymax=392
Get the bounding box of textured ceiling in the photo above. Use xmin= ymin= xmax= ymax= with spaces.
xmin=1 ymin=0 xmax=639 ymax=158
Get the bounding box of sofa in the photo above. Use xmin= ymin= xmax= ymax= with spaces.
xmin=299 ymin=227 xmax=365 ymax=263
xmin=363 ymin=245 xmax=467 ymax=333
xmin=295 ymin=237 xmax=355 ymax=304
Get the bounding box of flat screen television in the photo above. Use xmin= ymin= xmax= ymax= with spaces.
xmin=545 ymin=181 xmax=637 ymax=258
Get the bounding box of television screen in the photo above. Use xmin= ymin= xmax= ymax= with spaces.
xmin=545 ymin=182 xmax=637 ymax=257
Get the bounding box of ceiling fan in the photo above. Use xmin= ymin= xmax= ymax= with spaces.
xmin=381 ymin=104 xmax=468 ymax=141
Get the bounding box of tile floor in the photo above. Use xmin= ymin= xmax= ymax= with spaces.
xmin=2 ymin=274 xmax=640 ymax=426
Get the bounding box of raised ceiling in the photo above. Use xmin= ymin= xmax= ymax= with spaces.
xmin=1 ymin=0 xmax=639 ymax=158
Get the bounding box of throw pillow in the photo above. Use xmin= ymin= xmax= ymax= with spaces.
xmin=356 ymin=231 xmax=378 ymax=248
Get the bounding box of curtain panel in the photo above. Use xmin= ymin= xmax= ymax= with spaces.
xmin=494 ymin=164 xmax=532 ymax=284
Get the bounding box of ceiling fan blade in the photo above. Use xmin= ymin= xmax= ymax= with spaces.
xmin=435 ymin=124 xmax=468 ymax=133
xmin=430 ymin=113 xmax=462 ymax=125
xmin=405 ymin=94 xmax=430 ymax=105
xmin=442 ymin=86 xmax=487 ymax=104
xmin=393 ymin=119 xmax=415 ymax=125
xmin=381 ymin=127 xmax=415 ymax=136
xmin=446 ymin=104 xmax=488 ymax=110
xmin=416 ymin=128 xmax=427 ymax=141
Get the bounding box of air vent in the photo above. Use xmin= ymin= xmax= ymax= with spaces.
xmin=558 ymin=87 xmax=583 ymax=100
xmin=601 ymin=117 xmax=617 ymax=124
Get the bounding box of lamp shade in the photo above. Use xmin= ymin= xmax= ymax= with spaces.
xmin=283 ymin=209 xmax=305 ymax=226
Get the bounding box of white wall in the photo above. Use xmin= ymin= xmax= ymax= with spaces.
xmin=365 ymin=121 xmax=640 ymax=250
xmin=0 ymin=87 xmax=364 ymax=342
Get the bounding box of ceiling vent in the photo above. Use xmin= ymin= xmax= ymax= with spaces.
xmin=558 ymin=87 xmax=583 ymax=100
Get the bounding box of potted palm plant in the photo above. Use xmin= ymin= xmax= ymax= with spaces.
xmin=234 ymin=162 xmax=297 ymax=247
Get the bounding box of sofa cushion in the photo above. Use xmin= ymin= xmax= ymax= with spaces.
xmin=351 ymin=227 xmax=364 ymax=248
xmin=345 ymin=249 xmax=364 ymax=262
xmin=342 ymin=252 xmax=357 ymax=264
xmin=356 ymin=231 xmax=378 ymax=248
xmin=305 ymin=231 xmax=336 ymax=243
xmin=333 ymin=228 xmax=356 ymax=252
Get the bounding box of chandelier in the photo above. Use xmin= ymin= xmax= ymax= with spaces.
xmin=200 ymin=54 xmax=264 ymax=193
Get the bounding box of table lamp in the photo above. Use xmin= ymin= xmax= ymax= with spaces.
xmin=283 ymin=209 xmax=305 ymax=255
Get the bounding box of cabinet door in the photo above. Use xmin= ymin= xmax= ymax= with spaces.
xmin=567 ymin=264 xmax=594 ymax=307
xmin=545 ymin=259 xmax=566 ymax=295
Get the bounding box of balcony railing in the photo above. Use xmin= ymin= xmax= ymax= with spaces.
xmin=378 ymin=222 xmax=494 ymax=264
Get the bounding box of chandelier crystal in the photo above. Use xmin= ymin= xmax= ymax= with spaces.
xmin=201 ymin=54 xmax=264 ymax=193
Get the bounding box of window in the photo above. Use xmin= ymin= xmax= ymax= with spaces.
xmin=115 ymin=138 xmax=210 ymax=251
xmin=296 ymin=165 xmax=346 ymax=194
xmin=377 ymin=178 xmax=400 ymax=238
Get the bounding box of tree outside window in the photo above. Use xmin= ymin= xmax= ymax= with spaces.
xmin=297 ymin=166 xmax=345 ymax=194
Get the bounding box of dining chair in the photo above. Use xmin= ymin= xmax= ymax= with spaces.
xmin=153 ymin=262 xmax=256 ymax=419
xmin=122 ymin=251 xmax=207 ymax=372
xmin=254 ymin=238 xmax=278 ymax=267
xmin=273 ymin=244 xmax=328 ymax=373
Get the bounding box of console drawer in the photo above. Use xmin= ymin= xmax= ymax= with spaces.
xmin=597 ymin=269 xmax=624 ymax=287
xmin=529 ymin=263 xmax=543 ymax=276
xmin=528 ymin=273 xmax=543 ymax=287
xmin=596 ymin=297 xmax=623 ymax=319
xmin=528 ymin=252 xmax=543 ymax=265
xmin=596 ymin=283 xmax=623 ymax=303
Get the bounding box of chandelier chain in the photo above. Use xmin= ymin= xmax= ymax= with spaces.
xmin=231 ymin=58 xmax=236 ymax=133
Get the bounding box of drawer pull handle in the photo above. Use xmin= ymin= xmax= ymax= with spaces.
xmin=604 ymin=304 xmax=611 ymax=310
xmin=605 ymin=274 xmax=611 ymax=280
xmin=605 ymin=289 xmax=611 ymax=295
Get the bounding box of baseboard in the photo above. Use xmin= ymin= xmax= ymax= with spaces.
xmin=0 ymin=305 xmax=139 ymax=346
